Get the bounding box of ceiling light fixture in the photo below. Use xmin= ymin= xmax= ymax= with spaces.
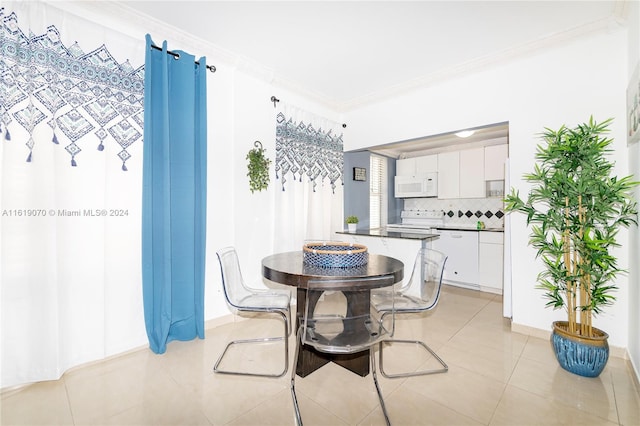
xmin=455 ymin=130 xmax=475 ymax=138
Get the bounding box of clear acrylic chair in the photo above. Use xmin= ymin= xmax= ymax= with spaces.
xmin=371 ymin=247 xmax=449 ymax=378
xmin=290 ymin=274 xmax=396 ymax=426
xmin=214 ymin=247 xmax=292 ymax=378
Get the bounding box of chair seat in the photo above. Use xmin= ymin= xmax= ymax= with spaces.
xmin=237 ymin=291 xmax=290 ymax=310
xmin=371 ymin=290 xmax=425 ymax=312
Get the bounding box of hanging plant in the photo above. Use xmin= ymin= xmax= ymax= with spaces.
xmin=246 ymin=140 xmax=271 ymax=193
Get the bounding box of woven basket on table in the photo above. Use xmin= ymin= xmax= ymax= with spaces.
xmin=302 ymin=242 xmax=368 ymax=268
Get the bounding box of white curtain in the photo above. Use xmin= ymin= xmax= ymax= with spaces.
xmin=273 ymin=104 xmax=344 ymax=252
xmin=0 ymin=2 xmax=146 ymax=388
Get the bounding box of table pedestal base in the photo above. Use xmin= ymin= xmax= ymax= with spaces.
xmin=296 ymin=345 xmax=369 ymax=377
xmin=295 ymin=287 xmax=371 ymax=377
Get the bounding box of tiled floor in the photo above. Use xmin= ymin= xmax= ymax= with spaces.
xmin=2 ymin=286 xmax=639 ymax=425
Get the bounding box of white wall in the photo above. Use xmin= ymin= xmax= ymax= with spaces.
xmin=54 ymin=2 xmax=343 ymax=324
xmin=627 ymin=0 xmax=640 ymax=378
xmin=344 ymin=28 xmax=632 ymax=348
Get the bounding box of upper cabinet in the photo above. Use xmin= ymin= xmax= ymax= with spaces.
xmin=437 ymin=151 xmax=460 ymax=199
xmin=437 ymin=148 xmax=484 ymax=199
xmin=396 ymin=154 xmax=437 ymax=176
xmin=414 ymin=155 xmax=438 ymax=174
xmin=396 ymin=143 xmax=509 ymax=200
xmin=459 ymin=147 xmax=485 ymax=198
xmin=395 ymin=158 xmax=415 ymax=176
xmin=484 ymin=144 xmax=508 ymax=181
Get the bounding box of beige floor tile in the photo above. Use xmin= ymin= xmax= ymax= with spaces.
xmin=509 ymin=356 xmax=619 ymax=423
xmin=64 ymin=353 xmax=180 ymax=424
xmin=449 ymin=321 xmax=528 ymax=356
xmin=3 ymin=286 xmax=639 ymax=426
xmin=402 ymin=363 xmax=507 ymax=424
xmin=293 ymin=362 xmax=389 ymax=425
xmin=358 ymin=386 xmax=484 ymax=426
xmin=491 ymin=384 xmax=618 ymax=426
xmin=0 ymin=380 xmax=74 ymax=425
xmin=226 ymin=388 xmax=311 ymax=426
xmin=196 ymin=373 xmax=288 ymax=425
xmin=518 ymin=335 xmax=558 ymax=366
xmin=394 ymin=314 xmax=466 ymax=346
xmin=434 ymin=300 xmax=488 ymax=322
xmin=288 ymin=393 xmax=355 ymax=426
xmin=467 ymin=299 xmax=506 ymax=329
xmin=101 ymin=386 xmax=212 ymax=425
xmin=604 ymin=364 xmax=640 ymax=426
xmin=437 ymin=338 xmax=519 ymax=383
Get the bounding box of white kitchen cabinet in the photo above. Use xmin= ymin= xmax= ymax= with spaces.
xmin=437 ymin=151 xmax=459 ymax=199
xmin=484 ymin=144 xmax=508 ymax=181
xmin=431 ymin=229 xmax=479 ymax=287
xmin=479 ymin=231 xmax=504 ymax=294
xmin=459 ymin=147 xmax=485 ymax=198
xmin=396 ymin=158 xmax=415 ymax=176
xmin=414 ymin=155 xmax=438 ymax=174
xmin=396 ymin=154 xmax=437 ymax=176
xmin=438 ymin=148 xmax=484 ymax=199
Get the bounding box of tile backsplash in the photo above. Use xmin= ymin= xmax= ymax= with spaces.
xmin=404 ymin=197 xmax=505 ymax=229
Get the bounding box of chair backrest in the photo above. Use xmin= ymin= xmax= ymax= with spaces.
xmin=302 ymin=275 xmax=396 ymax=354
xmin=216 ymin=247 xmax=254 ymax=310
xmin=408 ymin=248 xmax=448 ymax=310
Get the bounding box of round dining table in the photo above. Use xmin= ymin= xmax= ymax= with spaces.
xmin=262 ymin=251 xmax=404 ymax=377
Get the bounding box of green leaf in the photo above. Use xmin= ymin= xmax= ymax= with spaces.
xmin=504 ymin=117 xmax=640 ymax=325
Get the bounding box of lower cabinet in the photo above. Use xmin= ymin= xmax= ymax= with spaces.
xmin=479 ymin=232 xmax=504 ymax=294
xmin=336 ymin=231 xmax=504 ymax=295
xmin=431 ymin=230 xmax=480 ymax=288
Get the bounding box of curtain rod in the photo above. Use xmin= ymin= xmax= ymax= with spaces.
xmin=150 ymin=44 xmax=216 ymax=73
xmin=271 ymin=96 xmax=347 ymax=128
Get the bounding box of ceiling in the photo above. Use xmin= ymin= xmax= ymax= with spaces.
xmin=115 ymin=1 xmax=626 ymax=156
xmin=119 ymin=1 xmax=627 ymax=111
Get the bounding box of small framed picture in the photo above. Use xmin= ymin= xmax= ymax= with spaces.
xmin=353 ymin=167 xmax=366 ymax=181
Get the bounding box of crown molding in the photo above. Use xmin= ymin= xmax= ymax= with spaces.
xmin=41 ymin=0 xmax=630 ymax=114
xmin=51 ymin=1 xmax=342 ymax=110
xmin=338 ymin=13 xmax=627 ymax=112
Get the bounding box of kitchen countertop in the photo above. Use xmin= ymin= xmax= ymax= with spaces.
xmin=336 ymin=228 xmax=440 ymax=241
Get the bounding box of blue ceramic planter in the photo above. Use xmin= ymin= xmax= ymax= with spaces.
xmin=551 ymin=321 xmax=609 ymax=378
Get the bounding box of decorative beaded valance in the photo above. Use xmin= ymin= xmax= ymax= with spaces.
xmin=275 ymin=110 xmax=344 ymax=193
xmin=0 ymin=8 xmax=144 ymax=170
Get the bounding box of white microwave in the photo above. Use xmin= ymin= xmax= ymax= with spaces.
xmin=394 ymin=173 xmax=438 ymax=198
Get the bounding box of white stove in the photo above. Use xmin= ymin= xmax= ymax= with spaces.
xmin=386 ymin=209 xmax=444 ymax=234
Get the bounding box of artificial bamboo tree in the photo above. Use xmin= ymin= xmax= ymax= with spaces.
xmin=505 ymin=117 xmax=638 ymax=339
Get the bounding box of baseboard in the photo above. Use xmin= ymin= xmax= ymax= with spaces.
xmin=629 ymin=356 xmax=640 ymax=394
xmin=510 ymin=322 xmax=628 ymax=360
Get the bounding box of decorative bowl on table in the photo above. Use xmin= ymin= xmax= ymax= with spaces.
xmin=302 ymin=242 xmax=368 ymax=268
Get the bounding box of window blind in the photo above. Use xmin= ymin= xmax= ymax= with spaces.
xmin=370 ymin=154 xmax=387 ymax=229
